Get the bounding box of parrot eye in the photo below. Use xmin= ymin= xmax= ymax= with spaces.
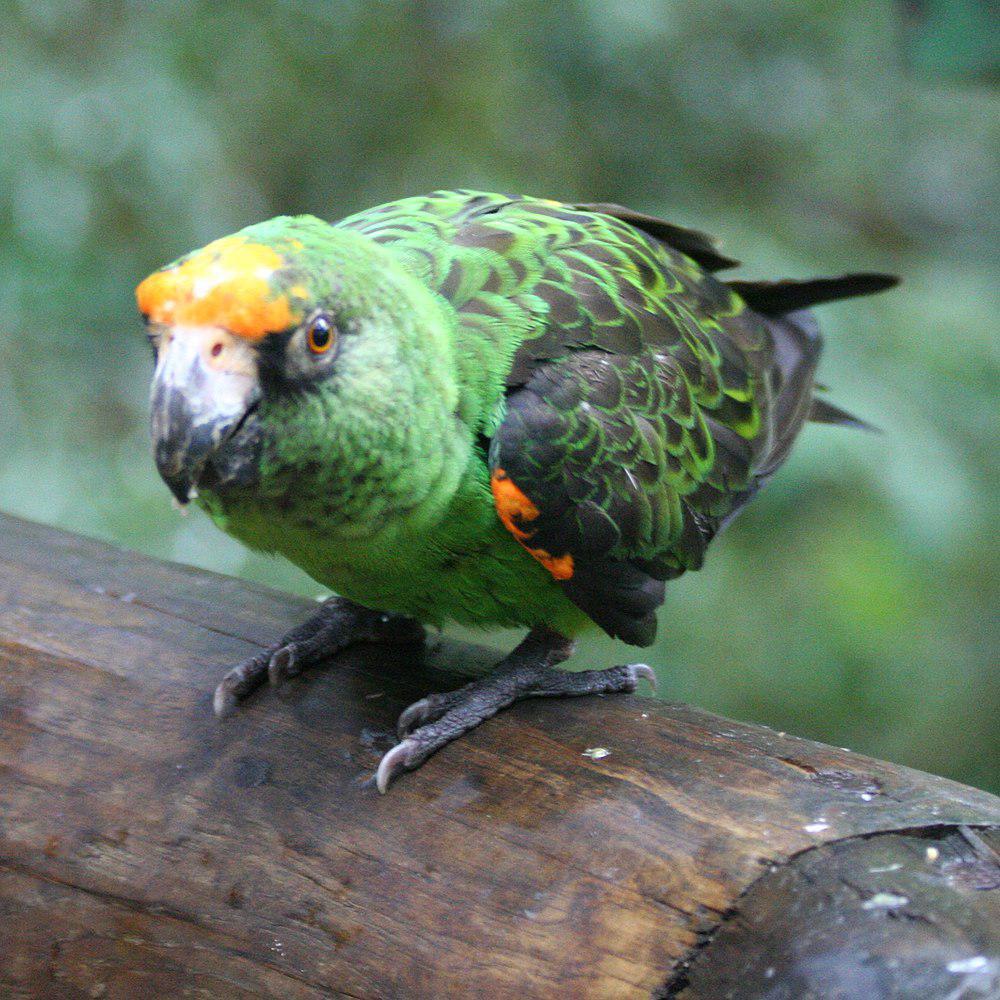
xmin=306 ymin=314 xmax=335 ymax=355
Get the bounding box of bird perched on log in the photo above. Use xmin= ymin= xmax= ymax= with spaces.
xmin=137 ymin=190 xmax=896 ymax=791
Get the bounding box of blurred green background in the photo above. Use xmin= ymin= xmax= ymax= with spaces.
xmin=1 ymin=1 xmax=996 ymax=791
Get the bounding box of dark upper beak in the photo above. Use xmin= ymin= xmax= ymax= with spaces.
xmin=150 ymin=327 xmax=260 ymax=504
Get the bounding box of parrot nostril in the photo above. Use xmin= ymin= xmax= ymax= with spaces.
xmin=210 ymin=342 xmax=223 ymax=358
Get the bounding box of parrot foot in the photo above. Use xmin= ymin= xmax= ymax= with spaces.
xmin=375 ymin=629 xmax=656 ymax=793
xmin=213 ymin=598 xmax=424 ymax=718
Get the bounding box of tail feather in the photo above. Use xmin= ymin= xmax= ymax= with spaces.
xmin=809 ymin=397 xmax=880 ymax=433
xmin=729 ymin=273 xmax=899 ymax=315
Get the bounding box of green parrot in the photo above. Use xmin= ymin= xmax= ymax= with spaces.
xmin=137 ymin=189 xmax=895 ymax=792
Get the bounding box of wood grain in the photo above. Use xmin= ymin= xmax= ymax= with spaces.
xmin=0 ymin=512 xmax=997 ymax=998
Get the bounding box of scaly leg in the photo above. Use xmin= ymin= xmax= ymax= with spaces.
xmin=376 ymin=627 xmax=655 ymax=792
xmin=213 ymin=597 xmax=424 ymax=717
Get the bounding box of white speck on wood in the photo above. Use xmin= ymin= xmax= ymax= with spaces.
xmin=946 ymin=956 xmax=990 ymax=974
xmin=804 ymin=820 xmax=830 ymax=834
xmin=862 ymin=892 xmax=909 ymax=910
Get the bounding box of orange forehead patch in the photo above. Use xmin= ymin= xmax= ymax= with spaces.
xmin=136 ymin=236 xmax=301 ymax=340
xmin=491 ymin=468 xmax=574 ymax=580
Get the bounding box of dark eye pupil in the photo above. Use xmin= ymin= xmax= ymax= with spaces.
xmin=310 ymin=319 xmax=331 ymax=348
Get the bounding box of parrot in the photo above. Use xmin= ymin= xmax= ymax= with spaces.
xmin=136 ymin=189 xmax=896 ymax=792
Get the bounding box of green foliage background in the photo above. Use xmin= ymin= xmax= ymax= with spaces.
xmin=1 ymin=1 xmax=996 ymax=791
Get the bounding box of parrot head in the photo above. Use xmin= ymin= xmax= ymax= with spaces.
xmin=136 ymin=216 xmax=459 ymax=521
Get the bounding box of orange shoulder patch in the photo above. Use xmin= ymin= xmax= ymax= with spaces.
xmin=491 ymin=468 xmax=574 ymax=581
xmin=528 ymin=547 xmax=575 ymax=581
xmin=136 ymin=236 xmax=301 ymax=341
xmin=491 ymin=467 xmax=539 ymax=541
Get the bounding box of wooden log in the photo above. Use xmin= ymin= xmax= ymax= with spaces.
xmin=0 ymin=512 xmax=996 ymax=999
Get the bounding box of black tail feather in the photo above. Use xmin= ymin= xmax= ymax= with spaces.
xmin=561 ymin=559 xmax=664 ymax=647
xmin=729 ymin=273 xmax=899 ymax=315
xmin=809 ymin=397 xmax=880 ymax=433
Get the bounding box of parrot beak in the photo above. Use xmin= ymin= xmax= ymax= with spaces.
xmin=150 ymin=327 xmax=261 ymax=505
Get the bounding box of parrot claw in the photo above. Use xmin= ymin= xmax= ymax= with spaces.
xmin=268 ymin=645 xmax=301 ymax=687
xmin=626 ymin=663 xmax=657 ymax=692
xmin=395 ymin=689 xmax=464 ymax=738
xmin=396 ymin=698 xmax=433 ymax=738
xmin=376 ymin=739 xmax=419 ymax=794
xmin=213 ymin=650 xmax=272 ymax=717
xmin=213 ymin=680 xmax=239 ymax=719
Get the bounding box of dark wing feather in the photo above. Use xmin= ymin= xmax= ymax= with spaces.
xmin=490 ymin=348 xmax=750 ymax=644
xmin=574 ymin=202 xmax=740 ymax=272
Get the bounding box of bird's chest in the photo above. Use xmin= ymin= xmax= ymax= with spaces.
xmin=204 ymin=474 xmax=571 ymax=629
xmin=305 ymin=501 xmax=558 ymax=625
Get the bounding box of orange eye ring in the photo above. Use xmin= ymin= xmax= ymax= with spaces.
xmin=306 ymin=314 xmax=335 ymax=354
